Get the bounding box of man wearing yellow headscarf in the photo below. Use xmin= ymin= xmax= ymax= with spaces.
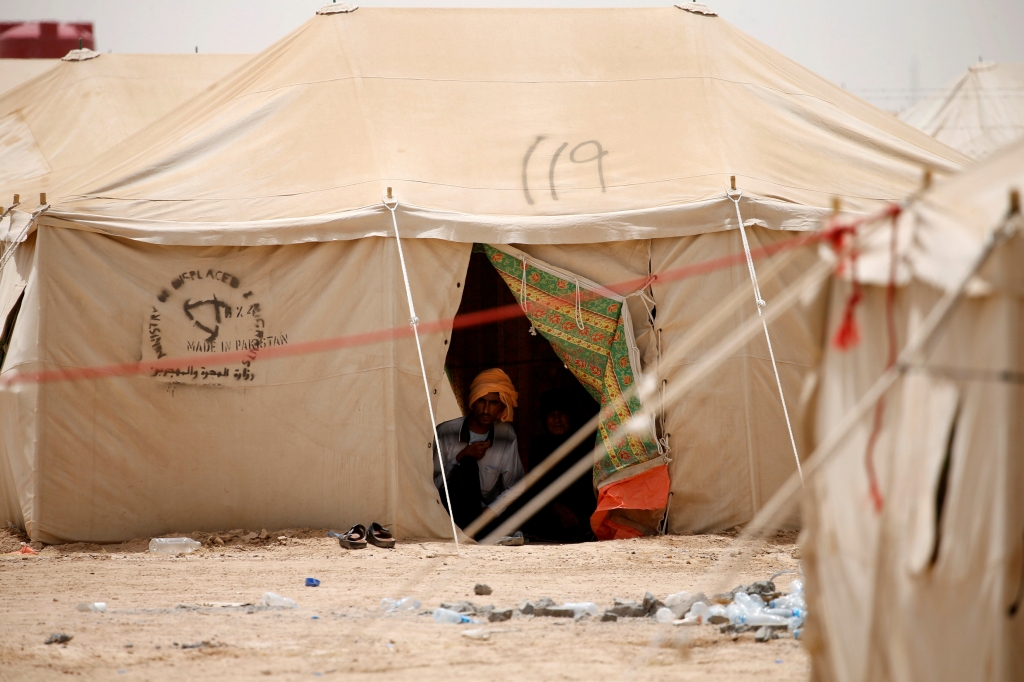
xmin=433 ymin=368 xmax=524 ymax=530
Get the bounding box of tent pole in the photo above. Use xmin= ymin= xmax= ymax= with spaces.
xmin=384 ymin=190 xmax=460 ymax=553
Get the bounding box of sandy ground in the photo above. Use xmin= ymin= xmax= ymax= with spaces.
xmin=0 ymin=527 xmax=807 ymax=681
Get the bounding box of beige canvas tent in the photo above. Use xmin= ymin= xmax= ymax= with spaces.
xmin=900 ymin=62 xmax=1024 ymax=160
xmin=0 ymin=5 xmax=965 ymax=544
xmin=802 ymin=138 xmax=1024 ymax=681
xmin=0 ymin=58 xmax=57 ymax=96
xmin=0 ymin=49 xmax=249 ymax=207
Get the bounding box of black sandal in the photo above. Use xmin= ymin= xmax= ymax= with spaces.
xmin=329 ymin=524 xmax=367 ymax=549
xmin=367 ymin=522 xmax=395 ymax=548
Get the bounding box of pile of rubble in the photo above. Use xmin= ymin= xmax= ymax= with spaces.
xmin=423 ymin=576 xmax=806 ymax=643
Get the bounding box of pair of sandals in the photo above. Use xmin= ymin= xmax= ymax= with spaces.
xmin=329 ymin=522 xmax=394 ymax=549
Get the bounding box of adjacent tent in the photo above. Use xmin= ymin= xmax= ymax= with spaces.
xmin=0 ymin=6 xmax=966 ymax=543
xmin=803 ymin=138 xmax=1024 ymax=681
xmin=0 ymin=58 xmax=57 ymax=96
xmin=0 ymin=49 xmax=250 ymax=207
xmin=900 ymin=62 xmax=1024 ymax=160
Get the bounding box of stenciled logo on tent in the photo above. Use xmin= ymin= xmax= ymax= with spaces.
xmin=142 ymin=267 xmax=288 ymax=385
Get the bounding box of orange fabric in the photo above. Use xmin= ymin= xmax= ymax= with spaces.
xmin=468 ymin=368 xmax=518 ymax=422
xmin=591 ymin=464 xmax=671 ymax=540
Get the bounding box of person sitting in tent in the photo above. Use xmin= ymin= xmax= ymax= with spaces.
xmin=433 ymin=368 xmax=524 ymax=529
xmin=522 ymin=388 xmax=597 ymax=543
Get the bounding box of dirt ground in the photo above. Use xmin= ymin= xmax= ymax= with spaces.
xmin=0 ymin=527 xmax=807 ymax=681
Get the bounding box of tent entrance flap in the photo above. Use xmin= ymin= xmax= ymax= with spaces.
xmin=479 ymin=244 xmax=668 ymax=539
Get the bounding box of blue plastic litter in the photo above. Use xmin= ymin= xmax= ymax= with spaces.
xmin=311 ymin=615 xmax=319 ymax=619
xmin=305 ymin=578 xmax=320 ymax=587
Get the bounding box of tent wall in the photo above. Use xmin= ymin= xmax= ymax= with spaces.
xmin=804 ymin=279 xmax=1024 ymax=682
xmin=651 ymin=227 xmax=828 ymax=532
xmin=0 ymin=232 xmax=36 ymax=528
xmin=0 ymin=226 xmax=470 ymax=542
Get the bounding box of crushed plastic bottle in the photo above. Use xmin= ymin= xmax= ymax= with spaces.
xmin=432 ymin=607 xmax=479 ymax=624
xmin=655 ymin=607 xmax=675 ymax=623
xmin=75 ymin=602 xmax=107 ymax=613
xmin=261 ymin=592 xmax=298 ymax=608
xmin=684 ymin=602 xmax=726 ymax=624
xmin=561 ymin=602 xmax=600 ymax=618
xmin=148 ymin=538 xmax=202 ymax=555
xmin=381 ymin=597 xmax=421 ymax=613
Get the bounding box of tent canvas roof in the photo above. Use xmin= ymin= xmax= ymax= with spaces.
xmin=0 ymin=53 xmax=250 ymax=205
xmin=900 ymin=62 xmax=1024 ymax=160
xmin=40 ymin=6 xmax=966 ymax=246
xmin=0 ymin=58 xmax=57 ymax=96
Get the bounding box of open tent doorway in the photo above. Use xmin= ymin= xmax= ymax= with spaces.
xmin=443 ymin=244 xmax=666 ymax=542
xmin=445 ymin=248 xmax=600 ymax=474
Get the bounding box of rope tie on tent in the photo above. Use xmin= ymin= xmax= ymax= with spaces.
xmin=861 ymin=209 xmax=902 ymax=513
xmin=727 ymin=188 xmax=804 ymax=484
xmin=573 ymin=278 xmax=585 ymax=331
xmin=383 ymin=194 xmax=460 ymax=552
xmin=830 ymin=219 xmax=865 ymax=350
xmin=0 ymin=203 xmax=48 ymax=274
xmin=519 ymin=256 xmax=537 ymax=335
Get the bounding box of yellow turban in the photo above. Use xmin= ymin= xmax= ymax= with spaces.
xmin=468 ymin=368 xmax=519 ymax=422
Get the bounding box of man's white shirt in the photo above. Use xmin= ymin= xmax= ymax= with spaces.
xmin=433 ymin=417 xmax=524 ymax=508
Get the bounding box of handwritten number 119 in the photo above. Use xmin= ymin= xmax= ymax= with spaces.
xmin=522 ymin=136 xmax=608 ymax=205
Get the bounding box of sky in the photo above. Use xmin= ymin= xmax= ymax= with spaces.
xmin=2 ymin=0 xmax=1022 ymax=112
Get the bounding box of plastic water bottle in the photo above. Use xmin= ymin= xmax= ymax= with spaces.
xmin=149 ymin=538 xmax=201 ymax=555
xmin=765 ymin=607 xmax=802 ymax=618
xmin=381 ymin=597 xmax=421 ymax=612
xmin=76 ymin=602 xmax=107 ymax=613
xmin=655 ymin=607 xmax=675 ymax=623
xmin=433 ymin=607 xmax=475 ymax=624
xmin=686 ymin=602 xmax=708 ymax=621
xmin=743 ymin=612 xmax=790 ymax=627
xmin=261 ymin=592 xmax=297 ymax=608
xmin=562 ymin=602 xmax=600 ymax=618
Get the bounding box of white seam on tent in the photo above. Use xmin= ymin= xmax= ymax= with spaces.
xmin=0 ymin=205 xmax=47 ymax=275
xmin=384 ymin=197 xmax=460 ymax=552
xmin=727 ymin=188 xmax=803 ymax=484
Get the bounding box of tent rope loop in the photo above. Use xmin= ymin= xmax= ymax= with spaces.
xmin=573 ymin=278 xmax=585 ymax=331
xmin=726 ymin=188 xmax=804 ymax=485
xmin=0 ymin=204 xmax=49 ymax=275
xmin=383 ymin=196 xmax=460 ymax=552
xmin=519 ymin=255 xmax=537 ymax=335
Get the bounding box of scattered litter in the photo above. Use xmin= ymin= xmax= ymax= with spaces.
xmin=311 ymin=615 xmax=319 ymax=620
xmin=149 ymin=538 xmax=201 ymax=555
xmin=305 ymin=578 xmax=320 ymax=587
xmin=45 ymin=633 xmax=72 ymax=645
xmin=75 ymin=602 xmax=107 ymax=613
xmin=474 ymin=583 xmax=492 ymax=596
xmin=655 ymin=607 xmax=675 ymax=623
xmin=200 ymin=601 xmax=251 ymax=608
xmin=674 ymin=577 xmax=806 ymax=639
xmin=495 ymin=531 xmax=524 ymax=546
xmin=261 ymin=592 xmax=298 ymax=608
xmin=461 ymin=628 xmax=491 ymax=641
xmin=776 ymin=659 xmax=784 ymax=664
xmin=14 ymin=543 xmax=36 ymax=555
xmin=664 ymin=591 xmax=707 ymax=618
xmin=561 ymin=602 xmax=599 ymax=619
xmin=433 ymin=607 xmax=480 ymax=624
xmin=381 ymin=597 xmax=420 ymax=612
